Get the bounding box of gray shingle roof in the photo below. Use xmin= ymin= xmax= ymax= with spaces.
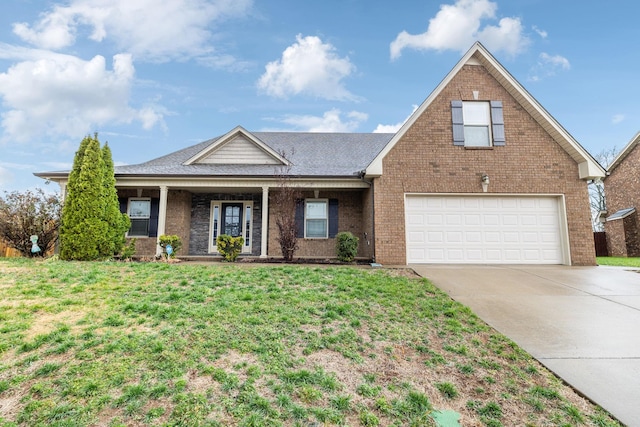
xmin=114 ymin=132 xmax=394 ymax=178
xmin=606 ymin=207 xmax=636 ymax=221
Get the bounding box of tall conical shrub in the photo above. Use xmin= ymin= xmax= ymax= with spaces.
xmin=101 ymin=143 xmax=130 ymax=257
xmin=59 ymin=134 xmax=122 ymax=260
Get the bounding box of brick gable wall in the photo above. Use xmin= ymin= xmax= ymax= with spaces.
xmin=604 ymin=144 xmax=640 ymax=256
xmin=373 ymin=63 xmax=595 ymax=265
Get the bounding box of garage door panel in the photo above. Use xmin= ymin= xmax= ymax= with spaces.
xmin=464 ymin=214 xmax=481 ymax=225
xmin=406 ymin=195 xmax=564 ymax=264
xmin=407 ymin=231 xmax=425 ymax=243
xmin=426 ymin=214 xmax=443 ymax=225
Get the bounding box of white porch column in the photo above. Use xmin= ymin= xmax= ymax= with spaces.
xmin=260 ymin=186 xmax=269 ymax=258
xmin=156 ymin=185 xmax=168 ymax=256
xmin=60 ymin=183 xmax=67 ymax=202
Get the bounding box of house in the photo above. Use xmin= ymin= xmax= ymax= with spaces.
xmin=36 ymin=43 xmax=604 ymax=265
xmin=603 ymin=132 xmax=640 ymax=257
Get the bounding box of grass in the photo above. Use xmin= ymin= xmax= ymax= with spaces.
xmin=597 ymin=256 xmax=640 ymax=267
xmin=0 ymin=258 xmax=622 ymax=426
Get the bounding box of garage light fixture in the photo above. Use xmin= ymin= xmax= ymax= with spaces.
xmin=481 ymin=174 xmax=489 ymax=192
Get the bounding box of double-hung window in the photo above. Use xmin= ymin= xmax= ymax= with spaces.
xmin=128 ymin=198 xmax=151 ymax=237
xmin=451 ymin=100 xmax=505 ymax=147
xmin=305 ymin=199 xmax=328 ymax=238
xmin=462 ymin=102 xmax=491 ymax=147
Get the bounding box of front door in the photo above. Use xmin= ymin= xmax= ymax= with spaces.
xmin=221 ymin=203 xmax=243 ymax=238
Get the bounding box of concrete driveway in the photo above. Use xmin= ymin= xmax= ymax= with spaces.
xmin=410 ymin=264 xmax=640 ymax=427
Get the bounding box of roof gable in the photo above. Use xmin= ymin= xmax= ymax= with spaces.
xmin=607 ymin=131 xmax=640 ymax=174
xmin=184 ymin=126 xmax=289 ymax=166
xmin=365 ymin=42 xmax=605 ymax=181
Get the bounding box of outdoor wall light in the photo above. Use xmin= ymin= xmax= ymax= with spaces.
xmin=481 ymin=174 xmax=489 ymax=192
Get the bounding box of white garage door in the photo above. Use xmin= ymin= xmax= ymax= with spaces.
xmin=405 ymin=195 xmax=566 ymax=264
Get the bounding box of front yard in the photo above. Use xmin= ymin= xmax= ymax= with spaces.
xmin=0 ymin=259 xmax=620 ymax=426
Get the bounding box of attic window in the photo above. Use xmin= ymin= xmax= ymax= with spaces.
xmin=463 ymin=102 xmax=491 ymax=146
xmin=451 ymin=100 xmax=505 ymax=147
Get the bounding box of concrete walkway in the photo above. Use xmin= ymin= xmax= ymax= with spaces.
xmin=410 ymin=264 xmax=640 ymax=427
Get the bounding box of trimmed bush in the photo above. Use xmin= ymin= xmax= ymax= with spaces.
xmin=120 ymin=239 xmax=136 ymax=261
xmin=216 ymin=234 xmax=244 ymax=262
xmin=336 ymin=232 xmax=359 ymax=262
xmin=159 ymin=235 xmax=182 ymax=258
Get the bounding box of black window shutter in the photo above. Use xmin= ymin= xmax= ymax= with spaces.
xmin=451 ymin=100 xmax=465 ymax=146
xmin=118 ymin=197 xmax=128 ymax=214
xmin=328 ymin=199 xmax=339 ymax=238
xmin=149 ymin=198 xmax=160 ymax=237
xmin=491 ymin=100 xmax=505 ymax=146
xmin=295 ymin=199 xmax=304 ymax=238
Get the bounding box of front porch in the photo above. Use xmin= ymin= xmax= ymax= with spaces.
xmin=117 ymin=181 xmax=374 ymax=261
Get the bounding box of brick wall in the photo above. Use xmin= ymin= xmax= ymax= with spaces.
xmin=373 ymin=63 xmax=596 ymax=266
xmin=604 ymin=144 xmax=640 ymax=257
xmin=166 ymin=190 xmax=192 ymax=254
xmin=606 ymin=219 xmax=627 ymax=257
xmin=267 ymin=190 xmax=370 ymax=259
xmin=119 ymin=189 xmax=192 ymax=258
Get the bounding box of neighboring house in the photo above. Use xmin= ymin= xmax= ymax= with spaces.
xmin=603 ymin=132 xmax=640 ymax=256
xmin=36 ymin=43 xmax=604 ymax=265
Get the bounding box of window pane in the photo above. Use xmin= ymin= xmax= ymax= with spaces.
xmin=213 ymin=205 xmax=219 ymax=241
xmin=129 ymin=218 xmax=149 ymax=236
xmin=129 ymin=200 xmax=150 ymax=218
xmin=306 ymin=201 xmax=327 ymax=219
xmin=463 ymin=102 xmax=490 ymax=125
xmin=306 ymin=219 xmax=327 ymax=238
xmin=464 ymin=126 xmax=490 ymax=146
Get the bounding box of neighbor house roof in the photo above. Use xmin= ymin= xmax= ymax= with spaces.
xmin=365 ymin=42 xmax=606 ymax=180
xmin=606 ymin=131 xmax=640 ymax=174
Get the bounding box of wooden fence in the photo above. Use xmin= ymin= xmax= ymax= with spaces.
xmin=0 ymin=239 xmax=22 ymax=257
xmin=593 ymin=231 xmax=608 ymax=257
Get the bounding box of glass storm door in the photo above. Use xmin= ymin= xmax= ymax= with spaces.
xmin=221 ymin=203 xmax=242 ymax=237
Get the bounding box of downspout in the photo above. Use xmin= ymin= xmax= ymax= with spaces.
xmin=359 ymin=170 xmax=376 ymax=263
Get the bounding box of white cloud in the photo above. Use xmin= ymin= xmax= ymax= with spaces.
xmin=373 ymin=105 xmax=419 ymax=133
xmin=533 ymin=25 xmax=548 ymax=39
xmin=539 ymin=52 xmax=570 ymax=70
xmin=12 ymin=0 xmax=253 ymax=62
xmin=528 ymin=52 xmax=570 ymax=81
xmin=390 ymin=0 xmax=530 ymax=59
xmin=612 ymin=114 xmax=625 ymax=124
xmin=0 ymin=53 xmax=164 ymax=143
xmin=257 ymin=35 xmax=358 ymax=101
xmin=271 ymin=109 xmax=368 ymax=132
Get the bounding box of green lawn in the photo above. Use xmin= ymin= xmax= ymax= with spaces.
xmin=597 ymin=257 xmax=640 ymax=267
xmin=0 ymin=259 xmax=620 ymax=426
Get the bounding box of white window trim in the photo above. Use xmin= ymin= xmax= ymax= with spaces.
xmin=127 ymin=197 xmax=151 ymax=237
xmin=463 ymin=101 xmax=492 ymax=147
xmin=304 ymin=198 xmax=329 ymax=239
xmin=209 ymin=201 xmax=253 ymax=254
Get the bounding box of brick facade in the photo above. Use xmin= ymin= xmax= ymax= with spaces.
xmin=372 ymin=64 xmax=596 ymax=266
xmin=120 ymin=189 xmax=192 ymax=258
xmin=267 ymin=190 xmax=371 ymax=259
xmin=604 ymin=143 xmax=640 ymax=257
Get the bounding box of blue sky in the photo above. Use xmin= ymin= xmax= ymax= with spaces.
xmin=0 ymin=0 xmax=638 ymax=193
